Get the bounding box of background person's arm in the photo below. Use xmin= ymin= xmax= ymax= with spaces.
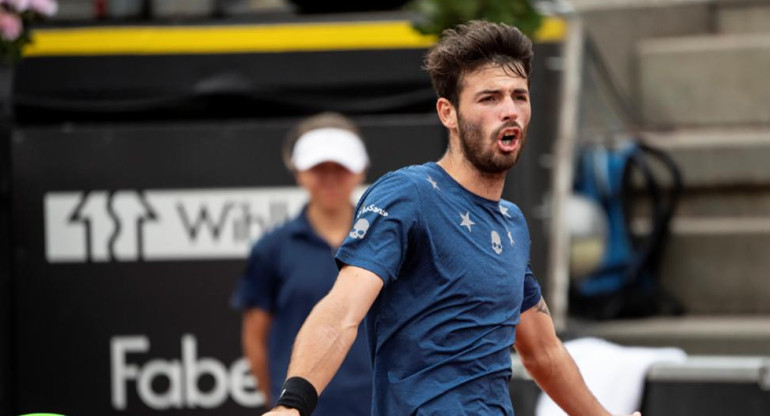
xmin=265 ymin=265 xmax=383 ymax=415
xmin=514 ymin=298 xmax=641 ymax=416
xmin=241 ymin=308 xmax=273 ymax=405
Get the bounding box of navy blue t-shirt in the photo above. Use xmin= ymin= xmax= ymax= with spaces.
xmin=231 ymin=207 xmax=372 ymax=415
xmin=336 ymin=162 xmax=542 ymax=416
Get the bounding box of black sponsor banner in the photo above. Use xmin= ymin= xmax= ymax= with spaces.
xmin=10 ymin=115 xmax=445 ymax=415
xmin=14 ymin=50 xmax=434 ymax=123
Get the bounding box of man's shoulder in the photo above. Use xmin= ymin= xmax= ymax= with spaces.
xmin=368 ymin=163 xmax=434 ymax=191
xmin=354 ymin=164 xmax=436 ymax=221
xmin=499 ymin=199 xmax=524 ymax=217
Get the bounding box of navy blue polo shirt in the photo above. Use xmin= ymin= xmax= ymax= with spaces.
xmin=336 ymin=163 xmax=542 ymax=415
xmin=231 ymin=206 xmax=372 ymax=415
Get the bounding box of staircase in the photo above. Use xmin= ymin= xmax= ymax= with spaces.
xmin=567 ymin=0 xmax=770 ymax=355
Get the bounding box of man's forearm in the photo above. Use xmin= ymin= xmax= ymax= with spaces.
xmin=265 ymin=266 xmax=382 ymax=416
xmin=523 ymin=343 xmax=610 ymax=416
xmin=516 ymin=299 xmax=611 ymax=416
xmin=284 ymin=295 xmax=360 ymax=395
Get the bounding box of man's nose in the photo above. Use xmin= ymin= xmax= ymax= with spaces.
xmin=500 ymin=96 xmax=519 ymax=121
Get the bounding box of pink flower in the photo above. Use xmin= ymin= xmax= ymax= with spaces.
xmin=29 ymin=0 xmax=57 ymax=16
xmin=0 ymin=10 xmax=22 ymax=41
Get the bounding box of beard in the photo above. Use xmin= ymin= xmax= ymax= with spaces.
xmin=457 ymin=112 xmax=528 ymax=175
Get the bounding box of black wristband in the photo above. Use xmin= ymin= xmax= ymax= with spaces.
xmin=275 ymin=376 xmax=318 ymax=416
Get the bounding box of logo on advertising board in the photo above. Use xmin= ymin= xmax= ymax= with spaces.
xmin=44 ymin=187 xmax=368 ymax=263
xmin=111 ymin=334 xmax=264 ymax=410
xmin=44 ymin=187 xmax=311 ymax=263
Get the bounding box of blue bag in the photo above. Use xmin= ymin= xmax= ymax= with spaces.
xmin=570 ymin=141 xmax=683 ymax=319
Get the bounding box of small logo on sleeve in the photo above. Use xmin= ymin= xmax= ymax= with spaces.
xmin=350 ymin=219 xmax=370 ymax=239
xmin=358 ymin=204 xmax=389 ymax=218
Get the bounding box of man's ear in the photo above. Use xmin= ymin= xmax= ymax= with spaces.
xmin=436 ymin=97 xmax=458 ymax=130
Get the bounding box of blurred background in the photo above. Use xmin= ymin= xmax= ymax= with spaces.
xmin=1 ymin=0 xmax=769 ymax=415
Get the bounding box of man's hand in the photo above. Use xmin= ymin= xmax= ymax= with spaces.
xmin=262 ymin=406 xmax=299 ymax=415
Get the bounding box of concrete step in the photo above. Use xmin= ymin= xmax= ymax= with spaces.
xmin=572 ymin=316 xmax=770 ymax=355
xmin=639 ymin=33 xmax=770 ymax=126
xmin=662 ymin=220 xmax=770 ymax=315
xmin=641 ymin=128 xmax=770 ymax=188
xmin=575 ymin=0 xmax=712 ymax=109
xmin=624 ymin=129 xmax=770 ymax=315
xmin=632 ymin=217 xmax=770 ymax=314
xmin=718 ymin=4 xmax=770 ymax=34
xmin=632 ymin=187 xmax=770 ymax=218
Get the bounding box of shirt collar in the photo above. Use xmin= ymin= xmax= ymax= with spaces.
xmin=285 ymin=204 xmax=350 ymax=251
xmin=285 ymin=204 xmax=315 ymax=238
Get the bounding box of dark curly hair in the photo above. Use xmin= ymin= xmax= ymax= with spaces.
xmin=423 ymin=20 xmax=534 ymax=106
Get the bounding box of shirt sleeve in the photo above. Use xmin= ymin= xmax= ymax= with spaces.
xmin=520 ymin=264 xmax=542 ymax=312
xmin=230 ymin=236 xmax=280 ymax=312
xmin=335 ymin=171 xmax=421 ymax=286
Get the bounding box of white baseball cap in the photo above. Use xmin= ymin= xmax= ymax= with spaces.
xmin=291 ymin=127 xmax=369 ymax=174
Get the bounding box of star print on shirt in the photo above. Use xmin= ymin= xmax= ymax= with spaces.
xmin=426 ymin=175 xmax=439 ymax=190
xmin=460 ymin=212 xmax=475 ymax=232
xmin=499 ymin=204 xmax=511 ymax=218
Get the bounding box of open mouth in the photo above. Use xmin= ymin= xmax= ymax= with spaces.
xmin=497 ymin=127 xmax=520 ymax=151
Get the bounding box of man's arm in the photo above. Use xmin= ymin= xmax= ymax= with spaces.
xmin=265 ymin=265 xmax=383 ymax=415
xmin=241 ymin=308 xmax=273 ymax=404
xmin=514 ymin=298 xmax=641 ymax=416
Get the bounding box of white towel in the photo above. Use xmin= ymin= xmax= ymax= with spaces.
xmin=535 ymin=337 xmax=687 ymax=416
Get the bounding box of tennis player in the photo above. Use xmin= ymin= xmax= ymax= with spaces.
xmin=265 ymin=21 xmax=642 ymax=416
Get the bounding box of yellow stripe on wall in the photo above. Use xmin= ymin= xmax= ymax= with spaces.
xmin=24 ymin=18 xmax=565 ymax=57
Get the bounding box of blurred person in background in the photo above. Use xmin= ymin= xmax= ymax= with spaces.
xmin=230 ymin=112 xmax=372 ymax=415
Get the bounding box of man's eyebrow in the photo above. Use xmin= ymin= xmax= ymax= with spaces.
xmin=475 ymin=89 xmax=501 ymax=97
xmin=474 ymin=88 xmax=529 ymax=97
